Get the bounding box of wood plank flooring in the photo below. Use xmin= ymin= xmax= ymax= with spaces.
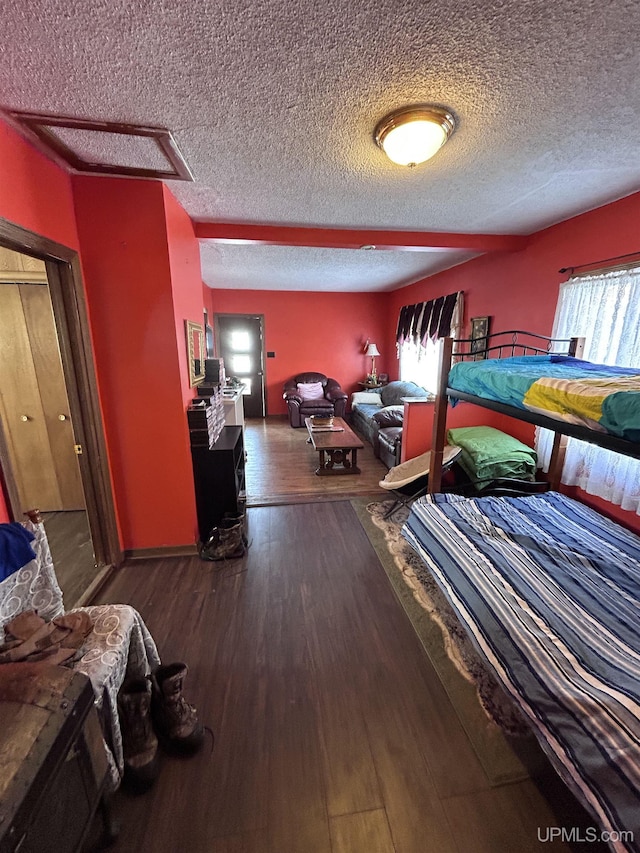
xmin=41 ymin=509 xmax=96 ymax=608
xmin=91 ymin=418 xmax=603 ymax=852
xmin=244 ymin=416 xmax=388 ymax=505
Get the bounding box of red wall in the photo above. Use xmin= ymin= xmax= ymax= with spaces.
xmin=386 ymin=192 xmax=640 ymax=532
xmin=72 ymin=177 xmax=198 ymax=548
xmin=0 ymin=121 xmax=203 ymax=545
xmin=204 ymin=289 xmax=388 ymax=414
xmin=0 ymin=122 xmax=80 ymax=249
xmin=0 ymin=121 xmax=80 ymax=524
xmin=163 ymin=187 xmax=208 ymax=409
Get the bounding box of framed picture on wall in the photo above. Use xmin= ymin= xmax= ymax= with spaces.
xmin=185 ymin=320 xmax=206 ymax=386
xmin=470 ymin=316 xmax=490 ymax=359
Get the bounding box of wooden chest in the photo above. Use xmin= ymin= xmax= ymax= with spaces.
xmin=0 ymin=663 xmax=108 ymax=853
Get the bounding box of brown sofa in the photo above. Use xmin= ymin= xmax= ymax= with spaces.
xmin=349 ymin=381 xmax=432 ymax=468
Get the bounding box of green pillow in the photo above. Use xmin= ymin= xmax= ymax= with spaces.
xmin=447 ymin=426 xmax=537 ymax=487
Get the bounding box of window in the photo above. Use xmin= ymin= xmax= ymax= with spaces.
xmin=399 ymin=337 xmax=439 ymax=391
xmin=536 ymin=265 xmax=640 ymax=514
xmin=231 ymin=354 xmax=251 ymax=374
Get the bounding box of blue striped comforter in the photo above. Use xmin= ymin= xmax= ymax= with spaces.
xmin=402 ymin=492 xmax=640 ymax=851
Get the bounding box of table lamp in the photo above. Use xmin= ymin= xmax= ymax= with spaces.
xmin=364 ymin=342 xmax=381 ymax=381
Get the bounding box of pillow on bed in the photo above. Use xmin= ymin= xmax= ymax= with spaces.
xmin=351 ymin=391 xmax=382 ymax=406
xmin=297 ymin=381 xmax=325 ymax=401
xmin=447 ymin=426 xmax=537 ymax=487
xmin=372 ymin=405 xmax=404 ymax=427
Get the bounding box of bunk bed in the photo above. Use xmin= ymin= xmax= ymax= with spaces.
xmin=399 ymin=331 xmax=640 ymax=850
xmin=427 ymin=330 xmax=640 ymax=493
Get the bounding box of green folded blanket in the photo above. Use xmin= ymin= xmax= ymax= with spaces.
xmin=447 ymin=426 xmax=537 ymax=488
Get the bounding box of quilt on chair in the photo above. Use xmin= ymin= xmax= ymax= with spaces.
xmin=0 ymin=517 xmax=160 ymax=791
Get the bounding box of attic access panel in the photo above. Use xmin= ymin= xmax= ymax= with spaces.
xmin=6 ymin=111 xmax=193 ymax=181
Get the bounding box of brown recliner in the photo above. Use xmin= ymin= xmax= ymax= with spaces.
xmin=283 ymin=371 xmax=348 ymax=428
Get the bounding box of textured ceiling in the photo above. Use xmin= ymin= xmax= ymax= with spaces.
xmin=2 ymin=0 xmax=640 ymax=291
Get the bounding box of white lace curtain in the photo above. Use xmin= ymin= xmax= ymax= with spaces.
xmin=399 ymin=292 xmax=464 ymax=392
xmin=536 ymin=266 xmax=640 ymax=514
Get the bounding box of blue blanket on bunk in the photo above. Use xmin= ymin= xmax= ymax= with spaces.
xmin=0 ymin=522 xmax=37 ymax=582
xmin=402 ymin=491 xmax=640 ymax=851
xmin=448 ymin=354 xmax=640 ymax=441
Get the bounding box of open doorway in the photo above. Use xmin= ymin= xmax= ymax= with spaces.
xmin=214 ymin=314 xmax=266 ymax=417
xmin=0 ymin=219 xmax=120 ymax=606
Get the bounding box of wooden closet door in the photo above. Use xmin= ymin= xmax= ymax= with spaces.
xmin=0 ymin=284 xmax=85 ymax=511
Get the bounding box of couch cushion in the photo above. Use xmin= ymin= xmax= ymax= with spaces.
xmin=351 ymin=391 xmax=382 ymax=406
xmin=380 ymin=381 xmax=429 ymax=406
xmin=378 ymin=426 xmax=403 ymax=448
xmin=301 ymin=398 xmax=334 ymax=413
xmin=372 ymin=405 xmax=404 ymax=428
xmin=297 ymin=381 xmax=325 ymax=401
xmin=350 ymin=404 xmax=380 ymax=445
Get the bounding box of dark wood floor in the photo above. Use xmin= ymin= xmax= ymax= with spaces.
xmin=41 ymin=510 xmax=96 ymax=608
xmin=244 ymin=416 xmax=389 ymax=506
xmin=93 ymin=418 xmax=596 ymax=852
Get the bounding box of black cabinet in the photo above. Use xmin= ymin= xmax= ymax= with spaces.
xmin=191 ymin=425 xmax=246 ymax=541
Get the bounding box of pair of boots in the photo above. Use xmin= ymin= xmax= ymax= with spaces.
xmin=118 ymin=662 xmax=204 ymax=792
xmin=200 ymin=511 xmax=248 ymax=561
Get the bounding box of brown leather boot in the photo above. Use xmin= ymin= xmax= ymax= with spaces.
xmin=151 ymin=662 xmax=204 ymax=754
xmin=117 ymin=678 xmax=159 ymax=792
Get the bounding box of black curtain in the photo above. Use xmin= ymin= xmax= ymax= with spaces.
xmin=396 ymin=291 xmax=461 ymax=346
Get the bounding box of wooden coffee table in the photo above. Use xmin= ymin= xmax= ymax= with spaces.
xmin=305 ymin=417 xmax=364 ymax=476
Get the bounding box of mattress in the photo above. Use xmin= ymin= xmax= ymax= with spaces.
xmin=402 ymin=491 xmax=640 ymax=851
xmin=448 ymin=355 xmax=640 ymax=441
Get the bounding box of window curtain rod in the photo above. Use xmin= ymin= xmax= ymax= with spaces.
xmin=559 ymin=249 xmax=640 ymax=276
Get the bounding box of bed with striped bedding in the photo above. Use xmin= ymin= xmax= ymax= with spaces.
xmin=402 ymin=491 xmax=640 ymax=851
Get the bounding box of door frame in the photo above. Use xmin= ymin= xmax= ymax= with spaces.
xmin=0 ymin=217 xmax=121 ymax=568
xmin=213 ymin=313 xmax=267 ymax=416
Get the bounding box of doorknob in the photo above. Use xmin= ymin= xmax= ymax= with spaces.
xmin=58 ymin=414 xmax=68 ymax=421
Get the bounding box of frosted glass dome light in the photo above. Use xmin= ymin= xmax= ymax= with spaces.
xmin=374 ymin=105 xmax=456 ymax=167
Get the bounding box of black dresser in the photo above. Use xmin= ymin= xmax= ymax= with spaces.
xmin=190 ymin=425 xmax=246 ymax=542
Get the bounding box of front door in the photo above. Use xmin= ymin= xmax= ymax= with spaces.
xmin=214 ymin=314 xmax=266 ymax=418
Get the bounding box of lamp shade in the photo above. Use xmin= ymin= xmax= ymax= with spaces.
xmin=375 ymin=105 xmax=455 ymax=167
xmin=365 ymin=343 xmax=381 ymax=357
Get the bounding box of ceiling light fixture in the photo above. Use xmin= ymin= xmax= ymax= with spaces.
xmin=374 ymin=104 xmax=456 ymax=167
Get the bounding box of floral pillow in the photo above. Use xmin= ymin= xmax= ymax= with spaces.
xmin=297 ymin=381 xmax=325 ymax=401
